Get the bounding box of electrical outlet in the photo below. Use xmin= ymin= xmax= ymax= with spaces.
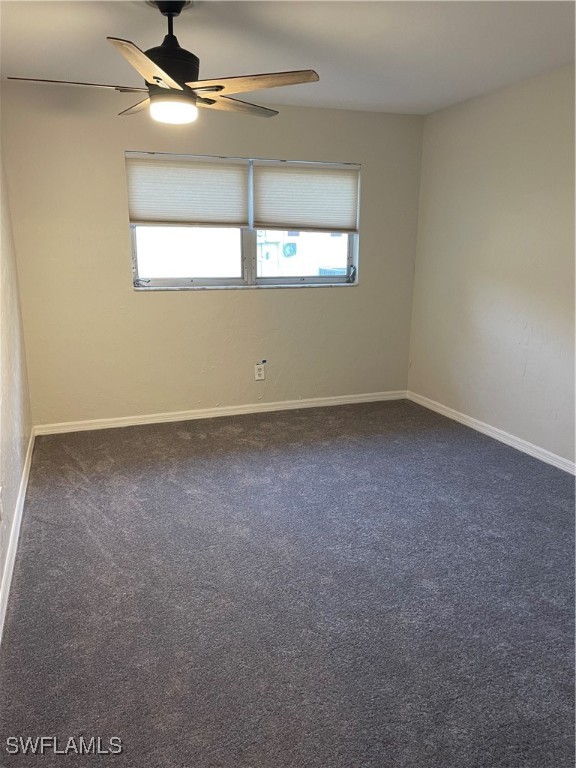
xmin=254 ymin=364 xmax=265 ymax=381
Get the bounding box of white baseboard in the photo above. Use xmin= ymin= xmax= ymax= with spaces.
xmin=33 ymin=390 xmax=408 ymax=436
xmin=35 ymin=390 xmax=574 ymax=473
xmin=0 ymin=432 xmax=35 ymax=645
xmin=407 ymin=391 xmax=575 ymax=475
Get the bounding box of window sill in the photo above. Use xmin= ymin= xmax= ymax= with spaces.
xmin=133 ymin=282 xmax=358 ymax=292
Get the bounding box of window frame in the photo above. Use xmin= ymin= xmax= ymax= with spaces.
xmin=127 ymin=154 xmax=360 ymax=291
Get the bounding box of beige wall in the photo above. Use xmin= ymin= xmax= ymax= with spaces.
xmin=0 ymin=141 xmax=31 ymax=586
xmin=409 ymin=66 xmax=575 ymax=461
xmin=2 ymin=83 xmax=423 ymax=425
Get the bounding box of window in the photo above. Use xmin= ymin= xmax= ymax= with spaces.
xmin=126 ymin=152 xmax=360 ymax=289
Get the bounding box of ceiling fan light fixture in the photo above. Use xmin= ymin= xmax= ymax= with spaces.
xmin=8 ymin=0 xmax=319 ymax=122
xmin=150 ymin=93 xmax=198 ymax=124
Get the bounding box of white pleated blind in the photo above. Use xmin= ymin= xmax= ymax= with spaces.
xmin=125 ymin=153 xmax=360 ymax=233
xmin=253 ymin=162 xmax=360 ymax=232
xmin=125 ymin=154 xmax=249 ymax=226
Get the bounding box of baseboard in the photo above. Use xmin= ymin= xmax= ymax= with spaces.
xmin=35 ymin=390 xmax=574 ymax=473
xmin=0 ymin=431 xmax=35 ymax=645
xmin=33 ymin=390 xmax=408 ymax=436
xmin=407 ymin=391 xmax=575 ymax=475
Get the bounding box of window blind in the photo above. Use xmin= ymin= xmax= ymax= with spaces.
xmin=125 ymin=154 xmax=249 ymax=226
xmin=253 ymin=161 xmax=360 ymax=233
xmin=125 ymin=153 xmax=360 ymax=233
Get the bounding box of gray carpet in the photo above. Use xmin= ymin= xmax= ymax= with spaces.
xmin=0 ymin=401 xmax=573 ymax=767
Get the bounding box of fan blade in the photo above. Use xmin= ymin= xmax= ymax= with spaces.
xmin=186 ymin=70 xmax=319 ymax=95
xmin=196 ymin=95 xmax=278 ymax=118
xmin=119 ymin=97 xmax=151 ymax=116
xmin=7 ymin=76 xmax=147 ymax=93
xmin=107 ymin=37 xmax=183 ymax=91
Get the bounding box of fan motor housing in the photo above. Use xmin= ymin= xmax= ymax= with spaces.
xmin=145 ymin=34 xmax=199 ymax=86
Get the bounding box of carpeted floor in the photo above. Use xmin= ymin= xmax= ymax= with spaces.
xmin=0 ymin=400 xmax=573 ymax=767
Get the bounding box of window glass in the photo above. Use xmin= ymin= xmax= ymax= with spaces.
xmin=257 ymin=230 xmax=349 ymax=279
xmin=134 ymin=226 xmax=242 ymax=279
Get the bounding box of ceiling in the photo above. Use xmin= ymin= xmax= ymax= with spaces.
xmin=1 ymin=1 xmax=574 ymax=115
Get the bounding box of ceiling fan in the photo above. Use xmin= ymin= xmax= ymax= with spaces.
xmin=8 ymin=0 xmax=319 ymax=123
